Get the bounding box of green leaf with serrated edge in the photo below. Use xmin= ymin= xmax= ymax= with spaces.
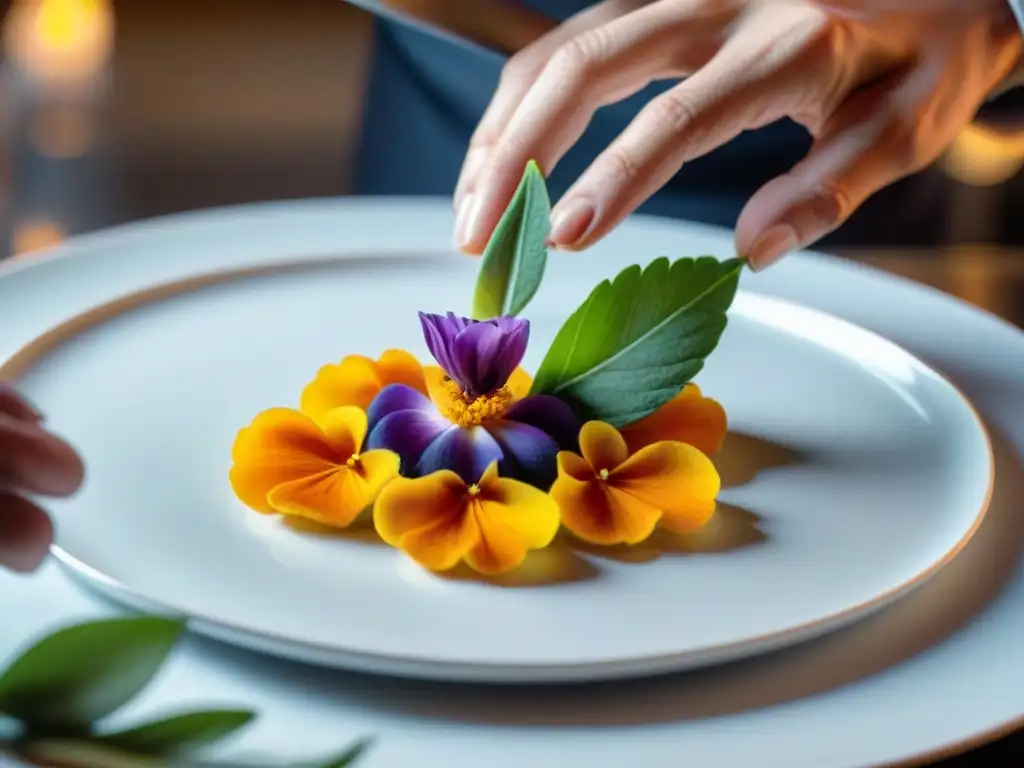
xmin=293 ymin=737 xmax=375 ymax=768
xmin=0 ymin=618 xmax=185 ymax=733
xmin=471 ymin=160 xmax=551 ymax=319
xmin=529 ymin=257 xmax=743 ymax=427
xmin=96 ymin=709 xmax=255 ymax=756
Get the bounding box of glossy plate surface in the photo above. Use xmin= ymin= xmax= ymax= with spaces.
xmin=0 ymin=201 xmax=993 ymax=683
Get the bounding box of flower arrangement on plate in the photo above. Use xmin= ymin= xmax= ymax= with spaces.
xmin=230 ymin=162 xmax=743 ymax=576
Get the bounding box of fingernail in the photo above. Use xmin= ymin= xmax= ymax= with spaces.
xmin=747 ymin=224 xmax=799 ymax=271
xmin=549 ymin=198 xmax=595 ymax=247
xmin=454 ymin=193 xmax=475 ymax=250
xmin=457 ymin=193 xmax=486 ymax=253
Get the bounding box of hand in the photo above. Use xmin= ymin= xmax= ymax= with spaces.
xmin=0 ymin=382 xmax=84 ymax=573
xmin=453 ymin=0 xmax=1023 ymax=269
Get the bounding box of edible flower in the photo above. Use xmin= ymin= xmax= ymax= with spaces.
xmin=550 ymin=421 xmax=720 ymax=546
xmin=374 ymin=461 xmax=560 ymax=574
xmin=230 ymin=406 xmax=399 ymax=527
xmin=364 ymin=313 xmax=579 ymax=487
xmin=620 ymin=383 xmax=727 ymax=456
xmin=300 ymin=349 xmax=427 ymax=423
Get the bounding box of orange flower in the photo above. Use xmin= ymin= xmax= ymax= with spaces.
xmin=373 ymin=461 xmax=560 ymax=574
xmin=620 ymin=383 xmax=727 ymax=456
xmin=300 ymin=349 xmax=427 ymax=423
xmin=550 ymin=421 xmax=720 ymax=546
xmin=230 ymin=406 xmax=399 ymax=528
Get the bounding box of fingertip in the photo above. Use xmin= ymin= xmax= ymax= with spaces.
xmin=0 ymin=493 xmax=54 ymax=573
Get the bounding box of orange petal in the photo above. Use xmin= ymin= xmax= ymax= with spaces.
xmin=549 ymin=475 xmax=661 ymax=546
xmin=375 ymin=348 xmax=428 ymax=393
xmin=556 ymin=450 xmax=594 ymax=482
xmin=266 ymin=467 xmax=371 ymax=527
xmin=373 ymin=470 xmax=467 ymax=548
xmin=464 ymin=469 xmax=561 ymax=573
xmin=317 ymin=406 xmax=367 ymax=457
xmin=506 ymin=367 xmax=533 ymax=400
xmin=399 ymin=505 xmax=480 ymax=571
xmin=299 ymin=355 xmax=381 ymax=421
xmin=229 ymin=408 xmax=338 ymax=513
xmin=578 ymin=421 xmax=629 ymax=473
xmin=612 ymin=441 xmax=721 ymax=534
xmin=621 ymin=384 xmax=727 ymax=456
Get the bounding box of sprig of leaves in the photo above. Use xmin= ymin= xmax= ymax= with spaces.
xmin=0 ymin=617 xmax=373 ymax=767
xmin=530 ymin=256 xmax=744 ymax=426
xmin=471 ymin=159 xmax=551 ymax=320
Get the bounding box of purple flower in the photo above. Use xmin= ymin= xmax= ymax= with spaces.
xmin=419 ymin=312 xmax=529 ymax=398
xmin=365 ymin=384 xmax=580 ymax=487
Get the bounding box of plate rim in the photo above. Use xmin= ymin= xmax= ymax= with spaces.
xmin=0 ymin=248 xmax=995 ymax=683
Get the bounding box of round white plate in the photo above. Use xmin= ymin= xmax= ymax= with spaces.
xmin=1 ymin=200 xmax=1023 ymax=766
xmin=0 ymin=202 xmax=992 ymax=684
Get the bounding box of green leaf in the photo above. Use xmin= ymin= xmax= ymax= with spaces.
xmin=471 ymin=159 xmax=551 ymax=319
xmin=96 ymin=709 xmax=255 ymax=756
xmin=296 ymin=737 xmax=374 ymax=768
xmin=0 ymin=617 xmax=185 ymax=733
xmin=16 ymin=739 xmax=163 ymax=767
xmin=530 ymin=256 xmax=744 ymax=426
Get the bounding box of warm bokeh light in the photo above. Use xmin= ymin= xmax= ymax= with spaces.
xmin=12 ymin=219 xmax=65 ymax=255
xmin=942 ymin=124 xmax=1024 ymax=187
xmin=3 ymin=0 xmax=115 ymax=86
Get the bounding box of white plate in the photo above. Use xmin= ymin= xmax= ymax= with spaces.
xmin=0 ymin=202 xmax=992 ymax=684
xmin=1 ymin=200 xmax=1023 ymax=766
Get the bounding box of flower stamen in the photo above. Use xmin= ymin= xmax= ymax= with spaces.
xmin=435 ymin=376 xmax=514 ymax=427
xmin=467 ymin=484 xmax=481 ymax=497
xmin=346 ymin=453 xmax=361 ymax=468
xmin=598 ymin=468 xmax=610 ymax=481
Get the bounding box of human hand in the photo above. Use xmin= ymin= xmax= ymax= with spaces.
xmin=0 ymin=382 xmax=84 ymax=573
xmin=453 ymin=0 xmax=1023 ymax=269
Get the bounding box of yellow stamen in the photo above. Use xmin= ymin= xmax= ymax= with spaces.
xmin=346 ymin=453 xmax=361 ymax=468
xmin=467 ymin=484 xmax=481 ymax=497
xmin=599 ymin=468 xmax=610 ymax=481
xmin=435 ymin=377 xmax=513 ymax=427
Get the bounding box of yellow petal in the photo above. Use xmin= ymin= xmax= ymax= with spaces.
xmin=317 ymin=406 xmax=367 ymax=457
xmin=229 ymin=408 xmax=338 ymax=512
xmin=578 ymin=421 xmax=629 ymax=473
xmin=612 ymin=441 xmax=721 ymax=533
xmin=549 ymin=475 xmax=661 ymax=546
xmin=621 ymin=384 xmax=727 ymax=456
xmin=479 ymin=473 xmax=561 ymax=549
xmin=423 ymin=365 xmax=449 ymax=409
xmin=464 ymin=500 xmax=527 ymax=575
xmin=400 ymin=507 xmax=480 ymax=571
xmin=506 ymin=367 xmax=533 ymax=400
xmin=375 ymin=348 xmax=428 ymax=393
xmin=373 ymin=470 xmax=466 ymax=548
xmin=299 ymin=355 xmax=379 ymax=422
xmin=355 ymin=449 xmax=402 ymax=495
xmin=266 ymin=467 xmax=371 ymax=527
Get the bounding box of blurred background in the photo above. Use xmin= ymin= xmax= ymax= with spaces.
xmin=0 ymin=0 xmax=1023 ymax=323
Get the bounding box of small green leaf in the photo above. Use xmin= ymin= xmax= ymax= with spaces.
xmin=96 ymin=709 xmax=255 ymax=756
xmin=471 ymin=159 xmax=551 ymax=319
xmin=530 ymin=256 xmax=744 ymax=426
xmin=296 ymin=737 xmax=374 ymax=768
xmin=0 ymin=617 xmax=185 ymax=733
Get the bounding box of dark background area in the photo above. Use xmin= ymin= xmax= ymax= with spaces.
xmin=1 ymin=2 xmax=1022 ymax=766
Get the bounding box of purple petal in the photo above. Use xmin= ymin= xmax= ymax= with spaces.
xmin=485 ymin=419 xmax=560 ymax=488
xmin=366 ymin=408 xmax=450 ymax=475
xmin=505 ymin=394 xmax=580 ymax=451
xmin=451 ymin=320 xmax=506 ymax=395
xmin=366 ymin=384 xmax=434 ymax=432
xmin=418 ymin=312 xmax=460 ymax=379
xmin=416 ymin=425 xmax=504 ymax=484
